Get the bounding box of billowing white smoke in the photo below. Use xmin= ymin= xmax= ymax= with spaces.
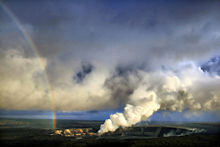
xmin=98 ymin=89 xmax=160 ymax=134
xmin=98 ymin=65 xmax=220 ymax=134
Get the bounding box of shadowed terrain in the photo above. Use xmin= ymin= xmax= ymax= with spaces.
xmin=0 ymin=119 xmax=220 ymax=147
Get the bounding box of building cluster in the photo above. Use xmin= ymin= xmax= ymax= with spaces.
xmin=54 ymin=128 xmax=97 ymax=137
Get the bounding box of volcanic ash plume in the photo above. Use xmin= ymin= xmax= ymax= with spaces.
xmin=98 ymin=66 xmax=220 ymax=134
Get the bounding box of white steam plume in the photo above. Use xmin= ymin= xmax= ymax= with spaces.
xmin=98 ymin=89 xmax=160 ymax=133
xmin=98 ymin=65 xmax=220 ymax=134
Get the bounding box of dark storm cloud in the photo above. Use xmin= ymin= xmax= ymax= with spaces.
xmin=201 ymin=56 xmax=220 ymax=76
xmin=74 ymin=63 xmax=94 ymax=83
xmin=104 ymin=67 xmax=140 ymax=107
xmin=2 ymin=0 xmax=220 ymax=63
xmin=1 ymin=0 xmax=220 ymax=112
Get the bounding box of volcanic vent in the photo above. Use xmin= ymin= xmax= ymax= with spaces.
xmin=54 ymin=125 xmax=205 ymax=138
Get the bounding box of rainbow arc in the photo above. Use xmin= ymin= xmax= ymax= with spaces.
xmin=0 ymin=2 xmax=57 ymax=130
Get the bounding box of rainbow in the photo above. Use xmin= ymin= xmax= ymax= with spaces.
xmin=0 ymin=2 xmax=57 ymax=130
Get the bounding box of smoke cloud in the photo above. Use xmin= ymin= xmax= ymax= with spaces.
xmin=0 ymin=0 xmax=220 ymax=130
xmin=98 ymin=65 xmax=220 ymax=134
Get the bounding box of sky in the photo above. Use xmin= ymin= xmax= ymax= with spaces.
xmin=0 ymin=0 xmax=220 ymax=122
